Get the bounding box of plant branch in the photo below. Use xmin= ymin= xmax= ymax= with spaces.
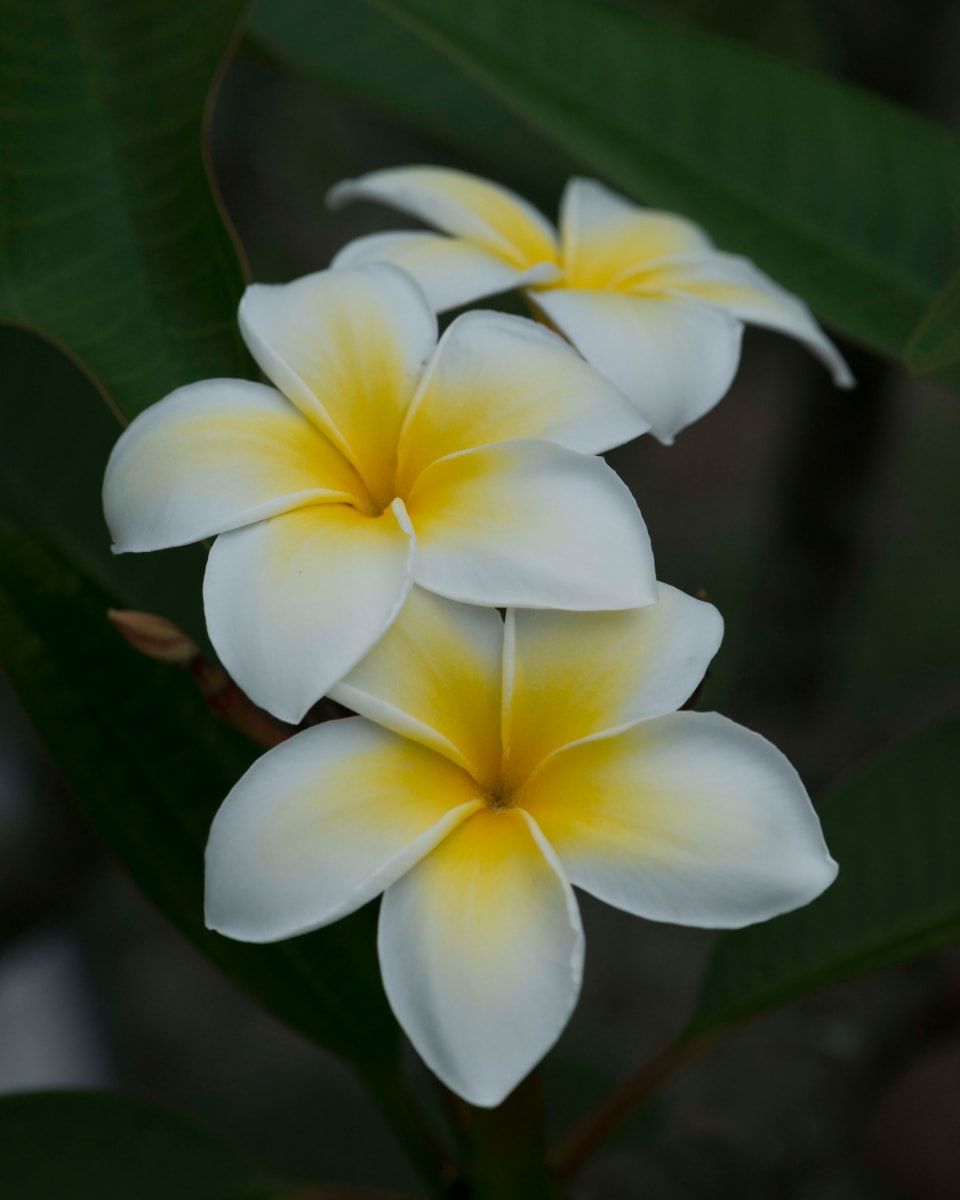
xmin=549 ymin=1032 xmax=716 ymax=1182
xmin=107 ymin=609 xmax=291 ymax=749
xmin=359 ymin=1068 xmax=460 ymax=1199
xmin=464 ymin=1073 xmax=555 ymax=1200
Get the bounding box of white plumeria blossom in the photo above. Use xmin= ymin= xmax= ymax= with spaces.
xmin=205 ymin=585 xmax=837 ymax=1107
xmin=103 ymin=264 xmax=656 ymax=724
xmin=329 ymin=167 xmax=854 ymax=444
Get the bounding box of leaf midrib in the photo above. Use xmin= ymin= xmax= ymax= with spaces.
xmin=374 ymin=0 xmax=951 ymax=313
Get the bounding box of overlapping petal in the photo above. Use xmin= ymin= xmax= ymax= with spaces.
xmin=205 ymin=717 xmax=482 ymax=943
xmin=238 ymin=265 xmax=436 ymax=495
xmin=326 ymin=169 xmax=852 ymax=434
xmin=396 ymin=311 xmax=648 ymax=489
xmin=523 ymin=712 xmax=837 ymax=929
xmin=378 ymin=807 xmax=583 ymax=1108
xmin=559 ymin=177 xmax=712 ymax=289
xmin=331 ymin=231 xmax=559 ymax=312
xmin=531 ymin=288 xmax=743 ymax=444
xmin=638 ymin=253 xmax=855 ymax=386
xmin=103 ymin=380 xmax=362 ymax=552
xmin=406 ymin=439 xmax=657 ymax=610
xmin=329 ymin=166 xmax=558 ymax=268
xmin=203 ymin=501 xmax=416 ymax=724
xmin=502 ymin=586 xmax=723 ymax=785
xmin=331 ymin=587 xmax=504 ymax=782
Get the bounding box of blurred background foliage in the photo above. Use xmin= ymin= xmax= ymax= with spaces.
xmin=1 ymin=0 xmax=959 ymax=1196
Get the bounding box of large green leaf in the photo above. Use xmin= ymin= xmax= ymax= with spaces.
xmin=0 ymin=512 xmax=399 ymax=1069
xmin=0 ymin=1091 xmax=280 ymax=1200
xmin=0 ymin=0 xmax=251 ymax=420
xmin=247 ymin=0 xmax=572 ymax=210
xmin=691 ymin=716 xmax=960 ymax=1032
xmin=247 ymin=0 xmax=831 ymax=217
xmin=368 ymin=0 xmax=960 ymax=370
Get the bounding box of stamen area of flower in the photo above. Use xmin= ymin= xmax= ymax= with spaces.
xmin=481 ymin=779 xmax=522 ymax=812
xmin=343 ymin=455 xmax=403 ymax=520
xmin=351 ymin=490 xmax=395 ymax=520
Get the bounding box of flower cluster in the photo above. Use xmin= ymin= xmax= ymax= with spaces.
xmin=103 ymin=166 xmax=843 ymax=1107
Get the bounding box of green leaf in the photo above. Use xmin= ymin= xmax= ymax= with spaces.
xmin=904 ymin=269 xmax=960 ymax=373
xmin=0 ymin=0 xmax=252 ymax=420
xmin=247 ymin=0 xmax=572 ymax=209
xmin=0 ymin=323 xmax=207 ymax=639
xmin=368 ymin=0 xmax=960 ymax=369
xmin=0 ymin=512 xmax=400 ymax=1068
xmin=0 ymin=1090 xmax=280 ymax=1200
xmin=691 ymin=716 xmax=960 ymax=1032
xmin=0 ymin=329 xmax=445 ymax=1198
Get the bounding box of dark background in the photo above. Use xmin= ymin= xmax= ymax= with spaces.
xmin=2 ymin=1 xmax=959 ymax=1196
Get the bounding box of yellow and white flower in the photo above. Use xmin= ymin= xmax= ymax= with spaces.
xmin=329 ymin=167 xmax=854 ymax=444
xmin=103 ymin=265 xmax=656 ymax=724
xmin=205 ymin=586 xmax=837 ymax=1107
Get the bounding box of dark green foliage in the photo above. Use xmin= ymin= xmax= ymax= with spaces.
xmin=0 ymin=1091 xmax=281 ymax=1199
xmin=693 ymin=716 xmax=960 ymax=1030
xmin=368 ymin=0 xmax=960 ymax=374
xmin=0 ymin=0 xmax=252 ymax=419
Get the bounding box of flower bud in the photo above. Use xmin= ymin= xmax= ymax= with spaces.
xmin=107 ymin=609 xmax=199 ymax=665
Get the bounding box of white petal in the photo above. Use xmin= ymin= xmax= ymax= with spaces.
xmin=378 ymin=807 xmax=583 ymax=1107
xmin=407 ymin=439 xmax=657 ymax=610
xmin=645 ymin=252 xmax=855 ymax=387
xmin=502 ymin=585 xmax=723 ymax=784
xmin=523 ymin=712 xmax=837 ymax=929
xmin=203 ymin=500 xmax=416 ymax=724
xmin=328 ymin=165 xmax=558 ymax=268
xmin=205 ymin=717 xmax=482 ymax=942
xmin=332 ymin=588 xmax=505 ymax=783
xmin=559 ymin=177 xmax=713 ymax=288
xmin=238 ymin=265 xmax=436 ymax=491
xmin=331 ymin=231 xmax=559 ymax=312
xmin=103 ymin=380 xmax=362 ymax=552
xmin=531 ymin=289 xmax=743 ymax=444
xmin=396 ymin=310 xmax=648 ymax=489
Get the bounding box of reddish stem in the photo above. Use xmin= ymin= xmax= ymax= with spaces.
xmin=108 ymin=608 xmax=291 ymax=749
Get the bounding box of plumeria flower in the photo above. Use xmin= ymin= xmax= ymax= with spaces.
xmin=103 ymin=265 xmax=656 ymax=724
xmin=205 ymin=585 xmax=837 ymax=1107
xmin=329 ymin=167 xmax=854 ymax=444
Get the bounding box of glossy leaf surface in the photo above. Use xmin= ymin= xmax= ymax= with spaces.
xmin=0 ymin=0 xmax=251 ymax=419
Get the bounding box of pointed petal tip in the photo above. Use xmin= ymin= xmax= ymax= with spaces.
xmin=449 ymin=1076 xmax=526 ymax=1110
xmin=325 ymin=179 xmax=356 ymax=211
xmin=201 ymin=905 xmax=293 ymax=946
xmin=378 ymin=807 xmax=583 ymax=1113
xmin=835 ymin=364 xmax=857 ymax=389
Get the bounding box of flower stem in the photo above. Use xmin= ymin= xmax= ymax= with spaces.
xmin=462 ymin=1073 xmax=556 ymax=1200
xmin=107 ymin=608 xmax=291 ymax=748
xmin=360 ymin=1068 xmax=459 ymax=1198
xmin=549 ymin=1032 xmax=715 ymax=1182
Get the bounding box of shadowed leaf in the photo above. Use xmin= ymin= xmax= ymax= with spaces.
xmin=0 ymin=512 xmax=400 ymax=1067
xmin=692 ymin=716 xmax=960 ymax=1031
xmin=0 ymin=1091 xmax=281 ymax=1200
xmin=367 ymin=0 xmax=960 ymax=377
xmin=904 ymin=269 xmax=960 ymax=379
